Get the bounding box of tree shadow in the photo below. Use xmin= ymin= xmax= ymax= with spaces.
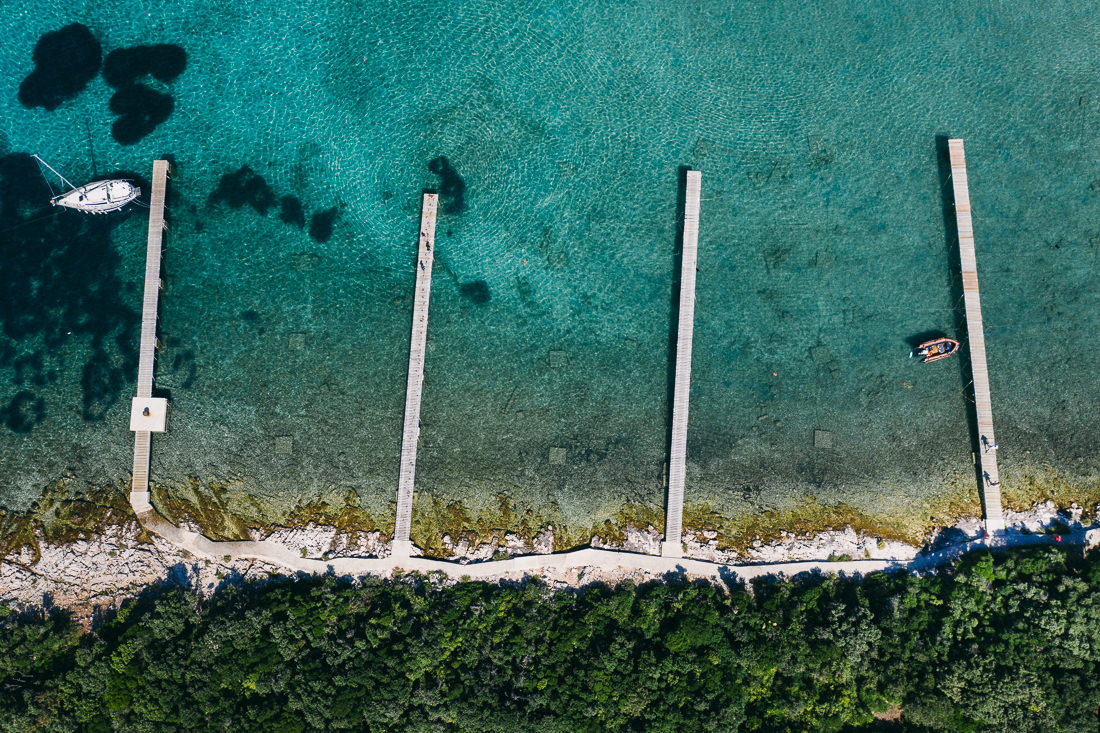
xmin=924 ymin=526 xmax=972 ymax=552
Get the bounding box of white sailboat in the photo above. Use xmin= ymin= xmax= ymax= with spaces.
xmin=32 ymin=154 xmax=140 ymax=214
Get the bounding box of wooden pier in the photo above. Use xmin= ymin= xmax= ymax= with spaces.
xmin=129 ymin=160 xmax=171 ymax=513
xmin=392 ymin=193 xmax=439 ymax=556
xmin=948 ymin=140 xmax=1005 ymax=533
xmin=663 ymin=170 xmax=702 ymax=558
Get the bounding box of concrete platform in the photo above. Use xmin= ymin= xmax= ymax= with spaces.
xmin=130 ymin=397 xmax=168 ymax=432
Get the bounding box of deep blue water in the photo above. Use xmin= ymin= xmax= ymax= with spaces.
xmin=0 ymin=1 xmax=1096 ymax=536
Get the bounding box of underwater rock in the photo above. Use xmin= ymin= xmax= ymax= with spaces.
xmin=428 ymin=156 xmax=466 ymax=214
xmin=12 ymin=352 xmax=45 ymax=386
xmin=81 ymin=354 xmax=130 ymax=422
xmin=814 ymin=429 xmax=834 ymax=449
xmin=459 ymin=280 xmax=491 ymax=304
xmin=18 ymin=24 xmax=101 ymax=110
xmin=102 ymin=44 xmax=187 ymax=88
xmin=169 ymin=350 xmax=197 ymax=389
xmin=291 ymin=252 xmax=320 ymax=272
xmin=809 ymin=345 xmax=832 ymax=364
xmin=2 ymin=391 xmax=45 ymax=434
xmin=109 ymin=84 xmax=175 ymax=145
xmin=308 ymin=207 xmax=337 ymax=243
xmin=279 ymin=195 xmax=305 ymax=228
xmin=0 ymin=153 xmax=52 ymax=219
xmin=208 ymin=165 xmax=276 ymax=214
xmin=0 ymin=153 xmax=136 ymax=424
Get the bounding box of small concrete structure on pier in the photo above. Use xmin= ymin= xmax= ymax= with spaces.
xmin=129 ymin=396 xmax=167 ymax=432
xmin=129 ymin=160 xmax=170 ymax=514
xmin=663 ymin=170 xmax=702 ymax=558
xmin=392 ymin=193 xmax=439 ymax=557
xmin=948 ymin=139 xmax=1005 ymax=533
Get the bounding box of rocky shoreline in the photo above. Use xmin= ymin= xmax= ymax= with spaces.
xmin=2 ymin=501 xmax=1095 ymax=617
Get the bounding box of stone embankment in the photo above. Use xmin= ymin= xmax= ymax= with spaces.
xmin=2 ymin=500 xmax=1097 ymax=614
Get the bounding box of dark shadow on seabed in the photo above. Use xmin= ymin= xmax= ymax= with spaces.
xmin=904 ymin=329 xmax=948 ymax=351
xmin=662 ymin=166 xmax=691 ymax=527
xmin=934 ymin=135 xmax=986 ymax=510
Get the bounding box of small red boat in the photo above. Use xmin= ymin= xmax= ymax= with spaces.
xmin=912 ymin=337 xmax=959 ymax=363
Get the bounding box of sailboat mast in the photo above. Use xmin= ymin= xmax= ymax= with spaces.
xmin=31 ymin=154 xmax=76 ymax=191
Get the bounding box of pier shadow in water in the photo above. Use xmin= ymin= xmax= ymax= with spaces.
xmin=935 ymin=135 xmax=985 ymax=502
xmin=661 ymin=166 xmax=691 ymax=526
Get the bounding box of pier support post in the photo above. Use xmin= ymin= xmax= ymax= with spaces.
xmin=663 ymin=170 xmax=702 ymax=558
xmin=393 ymin=193 xmax=439 ymax=556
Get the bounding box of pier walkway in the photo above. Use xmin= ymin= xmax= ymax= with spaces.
xmin=663 ymin=171 xmax=702 ymax=558
xmin=948 ymin=139 xmax=1005 ymax=533
xmin=393 ymin=193 xmax=439 ymax=556
xmin=129 ymin=161 xmax=170 ymax=514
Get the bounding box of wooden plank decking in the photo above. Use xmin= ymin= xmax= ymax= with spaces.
xmin=130 ymin=160 xmax=169 ymax=507
xmin=392 ymin=193 xmax=439 ymax=555
xmin=663 ymin=170 xmax=702 ymax=558
xmin=948 ymin=140 xmax=1005 ymax=533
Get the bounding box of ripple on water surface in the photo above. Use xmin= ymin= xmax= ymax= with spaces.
xmin=0 ymin=1 xmax=1096 ymax=542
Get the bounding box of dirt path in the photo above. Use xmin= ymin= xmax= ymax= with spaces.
xmin=131 ymin=499 xmax=1098 ymax=585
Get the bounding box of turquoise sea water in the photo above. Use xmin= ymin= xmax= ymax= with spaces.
xmin=1 ymin=1 xmax=1097 ymax=536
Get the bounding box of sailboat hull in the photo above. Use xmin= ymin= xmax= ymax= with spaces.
xmin=51 ymin=179 xmax=140 ymax=213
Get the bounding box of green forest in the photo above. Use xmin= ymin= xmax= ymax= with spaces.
xmin=2 ymin=545 xmax=1098 ymax=731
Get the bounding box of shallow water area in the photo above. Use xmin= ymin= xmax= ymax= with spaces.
xmin=0 ymin=1 xmax=1096 ymax=542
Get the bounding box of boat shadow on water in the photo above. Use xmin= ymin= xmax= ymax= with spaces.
xmin=904 ymin=329 xmax=949 ymax=351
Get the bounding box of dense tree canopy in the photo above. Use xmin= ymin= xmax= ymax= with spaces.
xmin=1 ymin=546 xmax=1098 ymax=731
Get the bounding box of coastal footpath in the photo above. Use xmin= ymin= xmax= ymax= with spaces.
xmin=3 ymin=495 xmax=1096 ymax=614
xmin=3 ymin=530 xmax=1100 ymax=731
